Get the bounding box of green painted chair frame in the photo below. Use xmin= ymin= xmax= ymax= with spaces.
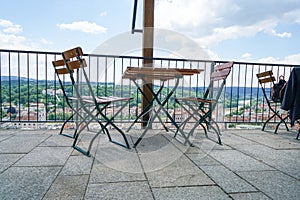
xmin=62 ymin=47 xmax=132 ymax=156
xmin=256 ymin=70 xmax=289 ymax=134
xmin=175 ymin=61 xmax=234 ymax=145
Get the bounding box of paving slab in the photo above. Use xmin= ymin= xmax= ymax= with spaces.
xmin=60 ymin=155 xmax=94 ymax=175
xmin=208 ymin=149 xmax=274 ymax=172
xmin=235 ymin=144 xmax=300 ymax=179
xmin=0 ymin=166 xmax=60 ymax=200
xmin=14 ymin=146 xmax=72 ymax=166
xmin=40 ymin=134 xmax=74 ymax=147
xmin=0 ymin=133 xmax=13 ymax=142
xmin=145 ymin=155 xmax=214 ymax=188
xmin=230 ymin=192 xmax=271 ymax=200
xmin=85 ymin=181 xmax=153 ymax=200
xmin=71 ymin=131 xmax=103 ymax=156
xmin=137 ymin=133 xmax=188 ymax=173
xmin=187 ymin=152 xmax=221 ymax=166
xmin=237 ymin=170 xmax=300 ymax=200
xmin=220 ymin=132 xmax=258 ymax=146
xmin=43 ymin=175 xmax=89 ymax=200
xmin=0 ymin=134 xmax=49 ymax=153
xmin=152 ymin=185 xmax=231 ymax=200
xmin=200 ymin=165 xmax=257 ymax=193
xmin=90 ymin=145 xmax=145 ymax=183
xmin=0 ymin=154 xmax=24 ymax=173
xmin=232 ymin=131 xmax=300 ymax=149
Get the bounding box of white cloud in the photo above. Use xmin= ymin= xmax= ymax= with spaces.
xmin=258 ymin=53 xmax=300 ymax=65
xmin=0 ymin=19 xmax=23 ymax=34
xmin=155 ymin=0 xmax=239 ymax=33
xmin=283 ymin=8 xmax=300 ymax=24
xmin=242 ymin=53 xmax=252 ymax=60
xmin=155 ymin=0 xmax=299 ymax=47
xmin=266 ymin=29 xmax=292 ymax=38
xmin=195 ymin=19 xmax=279 ymax=47
xmin=100 ymin=11 xmax=107 ymax=17
xmin=0 ymin=19 xmax=49 ymax=50
xmin=57 ymin=21 xmax=107 ymax=34
xmin=40 ymin=38 xmax=53 ymax=45
xmin=281 ymin=53 xmax=300 ymax=65
xmin=0 ymin=19 xmax=28 ymax=50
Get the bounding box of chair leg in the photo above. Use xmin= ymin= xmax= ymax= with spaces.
xmin=59 ymin=114 xmax=76 ymax=138
xmin=262 ymin=113 xmax=276 ymax=131
xmin=296 ymin=120 xmax=300 ymax=140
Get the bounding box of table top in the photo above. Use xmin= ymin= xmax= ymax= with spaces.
xmin=122 ymin=67 xmax=203 ymax=81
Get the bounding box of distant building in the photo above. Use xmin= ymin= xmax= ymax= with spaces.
xmin=42 ymin=89 xmax=63 ymax=96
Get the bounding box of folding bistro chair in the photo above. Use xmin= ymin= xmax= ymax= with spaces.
xmin=62 ymin=47 xmax=132 ymax=156
xmin=175 ymin=61 xmax=234 ymax=145
xmin=256 ymin=70 xmax=289 ymax=134
xmin=52 ymin=59 xmax=92 ymax=138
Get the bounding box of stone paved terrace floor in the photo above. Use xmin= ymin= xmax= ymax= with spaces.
xmin=0 ymin=127 xmax=299 ymax=200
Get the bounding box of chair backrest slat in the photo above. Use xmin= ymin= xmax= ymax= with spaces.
xmin=68 ymin=59 xmax=87 ymax=70
xmin=53 ymin=59 xmax=74 ymax=74
xmin=256 ymin=70 xmax=273 ymax=78
xmin=258 ymin=76 xmax=276 ymax=84
xmin=63 ymin=46 xmax=84 ymax=60
xmin=211 ymin=68 xmax=231 ymax=81
xmin=211 ymin=61 xmax=233 ymax=81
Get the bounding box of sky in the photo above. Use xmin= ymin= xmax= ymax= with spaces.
xmin=1 ymin=0 xmax=300 ymax=65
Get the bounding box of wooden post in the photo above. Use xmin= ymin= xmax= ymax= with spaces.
xmin=142 ymin=0 xmax=154 ymax=128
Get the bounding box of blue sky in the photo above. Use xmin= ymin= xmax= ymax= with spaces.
xmin=1 ymin=0 xmax=300 ymax=64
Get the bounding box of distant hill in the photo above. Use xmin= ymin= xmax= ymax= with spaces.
xmin=0 ymin=76 xmax=264 ymax=99
xmin=1 ymin=76 xmax=36 ymax=83
xmin=0 ymin=76 xmax=115 ymax=85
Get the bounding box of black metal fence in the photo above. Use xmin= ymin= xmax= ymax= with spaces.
xmin=0 ymin=49 xmax=296 ymax=129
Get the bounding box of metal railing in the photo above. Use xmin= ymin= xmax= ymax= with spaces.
xmin=0 ymin=49 xmax=297 ymax=129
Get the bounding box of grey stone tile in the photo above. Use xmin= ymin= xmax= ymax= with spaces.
xmin=71 ymin=131 xmax=102 ymax=156
xmin=146 ymin=155 xmax=214 ymax=188
xmin=235 ymin=144 xmax=300 ymax=179
xmin=90 ymin=146 xmax=145 ymax=183
xmin=230 ymin=192 xmax=271 ymax=200
xmin=85 ymin=181 xmax=153 ymax=200
xmin=187 ymin=152 xmax=221 ymax=166
xmin=60 ymin=155 xmax=93 ymax=175
xmin=90 ymin=163 xmax=146 ymax=184
xmin=134 ymin=131 xmax=173 ymax=152
xmin=190 ymin=137 xmax=232 ymax=152
xmin=232 ymin=131 xmax=300 ymax=149
xmin=0 ymin=134 xmax=49 ymax=153
xmin=237 ymin=170 xmax=300 ymax=200
xmin=0 ymin=134 xmax=13 ymax=142
xmin=200 ymin=165 xmax=257 ymax=193
xmin=0 ymin=166 xmax=60 ymax=200
xmin=137 ymin=134 xmax=187 ymax=173
xmin=40 ymin=134 xmax=74 ymax=147
xmin=221 ymin=132 xmax=257 ymax=146
xmin=14 ymin=146 xmax=72 ymax=166
xmin=172 ymin=129 xmax=229 ymax=151
xmin=0 ymin=154 xmax=24 ymax=173
xmin=152 ymin=186 xmax=231 ymax=200
xmin=208 ymin=150 xmax=274 ymax=172
xmin=43 ymin=175 xmax=89 ymax=200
